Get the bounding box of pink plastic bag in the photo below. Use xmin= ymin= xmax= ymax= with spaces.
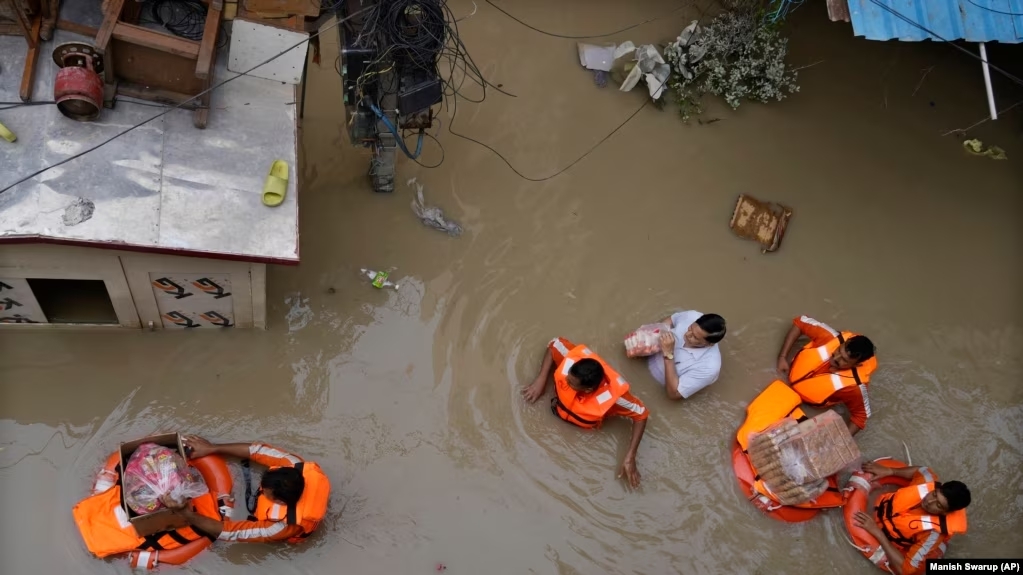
xmin=624 ymin=323 xmax=670 ymax=358
xmin=122 ymin=443 xmax=208 ymax=515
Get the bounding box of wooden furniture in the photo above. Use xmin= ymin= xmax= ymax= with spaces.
xmin=93 ymin=0 xmax=224 ymax=128
xmin=0 ymin=0 xmax=57 ymax=100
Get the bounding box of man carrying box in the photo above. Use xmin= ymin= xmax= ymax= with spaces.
xmin=170 ymin=437 xmax=330 ymax=543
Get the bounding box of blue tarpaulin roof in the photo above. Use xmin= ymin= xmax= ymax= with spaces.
xmin=847 ymin=0 xmax=1023 ymax=43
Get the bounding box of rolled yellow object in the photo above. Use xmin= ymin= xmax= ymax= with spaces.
xmin=0 ymin=121 xmax=15 ymax=143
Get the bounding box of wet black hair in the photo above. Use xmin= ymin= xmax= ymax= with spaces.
xmin=261 ymin=467 xmax=305 ymax=506
xmin=568 ymin=358 xmax=605 ymax=392
xmin=696 ymin=314 xmax=726 ymax=344
xmin=939 ymin=481 xmax=971 ymax=512
xmin=846 ymin=335 xmax=876 ymax=362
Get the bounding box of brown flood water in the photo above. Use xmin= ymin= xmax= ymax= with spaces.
xmin=2 ymin=1 xmax=1022 ymax=573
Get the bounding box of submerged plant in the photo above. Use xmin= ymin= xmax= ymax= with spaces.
xmin=664 ymin=7 xmax=799 ymax=121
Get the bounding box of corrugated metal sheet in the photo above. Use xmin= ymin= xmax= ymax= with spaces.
xmin=847 ymin=0 xmax=1023 ymax=43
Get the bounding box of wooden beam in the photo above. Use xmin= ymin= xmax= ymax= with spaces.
xmin=19 ymin=16 xmax=42 ymax=101
xmin=195 ymin=3 xmax=223 ymax=80
xmin=95 ymin=0 xmax=126 ymax=50
xmin=57 ymin=19 xmax=100 ymax=37
xmin=112 ymin=23 xmax=201 ymax=59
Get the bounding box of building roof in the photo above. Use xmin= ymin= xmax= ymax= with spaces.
xmin=847 ymin=0 xmax=1023 ymax=43
xmin=0 ymin=28 xmax=300 ymax=264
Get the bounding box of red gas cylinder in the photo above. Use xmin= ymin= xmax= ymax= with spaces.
xmin=52 ymin=42 xmax=105 ymax=121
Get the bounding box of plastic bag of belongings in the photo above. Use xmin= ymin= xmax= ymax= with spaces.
xmin=624 ymin=323 xmax=670 ymax=358
xmin=123 ymin=442 xmax=209 ymax=515
xmin=747 ymin=411 xmax=861 ymax=505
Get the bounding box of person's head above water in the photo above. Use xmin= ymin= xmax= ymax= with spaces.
xmin=829 ymin=335 xmax=875 ymax=370
xmin=683 ymin=314 xmax=727 ymax=348
xmin=566 ymin=358 xmax=605 ymax=393
xmin=261 ymin=467 xmax=305 ymax=506
xmin=921 ymin=481 xmax=971 ymax=515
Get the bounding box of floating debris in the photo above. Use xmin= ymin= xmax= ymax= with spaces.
xmin=963 ymin=138 xmax=1007 ymax=160
xmin=729 ymin=194 xmax=793 ymax=253
xmin=408 ymin=178 xmax=463 ymax=237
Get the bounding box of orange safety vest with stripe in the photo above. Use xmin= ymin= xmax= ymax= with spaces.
xmin=875 ymin=482 xmax=967 ymax=548
xmin=73 ymin=485 xmax=220 ymax=558
xmin=551 ymin=345 xmax=630 ymax=429
xmin=790 ymin=331 xmax=877 ymax=406
xmin=252 ymin=461 xmax=330 ymax=542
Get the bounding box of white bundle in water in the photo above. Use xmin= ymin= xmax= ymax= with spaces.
xmin=624 ymin=323 xmax=668 ymax=358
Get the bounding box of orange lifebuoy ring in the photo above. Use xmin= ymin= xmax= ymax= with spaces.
xmin=843 ymin=458 xmax=911 ymax=572
xmin=731 ymin=440 xmax=821 ymax=522
xmin=91 ymin=451 xmax=234 ymax=569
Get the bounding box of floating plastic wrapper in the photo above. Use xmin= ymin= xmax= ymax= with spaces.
xmin=122 ymin=443 xmax=209 ymax=515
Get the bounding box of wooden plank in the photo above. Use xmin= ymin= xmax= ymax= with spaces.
xmin=195 ymin=3 xmax=223 ymax=80
xmin=193 ymin=41 xmax=217 ymax=128
xmin=56 ymin=19 xmax=100 ymax=37
xmin=117 ymin=82 xmax=201 ymax=110
xmin=111 ymin=39 xmax=205 ymax=95
xmin=113 ymin=23 xmax=200 ymax=59
xmin=95 ymin=0 xmax=126 ymax=50
xmin=826 ymin=0 xmax=851 ymax=23
xmin=19 ymin=15 xmax=41 ymax=101
xmin=243 ymin=0 xmax=319 ymax=18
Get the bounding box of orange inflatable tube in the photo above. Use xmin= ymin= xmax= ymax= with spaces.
xmin=843 ymin=458 xmax=910 ymax=571
xmin=91 ymin=451 xmax=234 ymax=570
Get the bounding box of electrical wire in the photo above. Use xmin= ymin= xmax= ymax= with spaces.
xmin=964 ymin=0 xmax=1023 ymax=17
xmin=484 ymin=0 xmax=689 ymax=39
xmin=144 ymin=0 xmax=208 ymax=41
xmin=865 ymin=0 xmax=1023 ymax=88
xmin=0 ymin=6 xmax=373 ymax=196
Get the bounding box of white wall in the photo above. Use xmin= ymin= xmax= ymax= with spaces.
xmin=0 ymin=244 xmax=267 ymax=329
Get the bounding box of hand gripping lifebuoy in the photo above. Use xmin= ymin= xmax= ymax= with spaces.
xmin=90 ymin=452 xmax=234 ymax=569
xmin=843 ymin=458 xmax=911 ymax=572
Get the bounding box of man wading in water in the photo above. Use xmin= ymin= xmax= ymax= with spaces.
xmin=522 ymin=337 xmax=648 ymax=488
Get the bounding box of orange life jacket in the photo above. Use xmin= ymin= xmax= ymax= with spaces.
xmin=875 ymin=482 xmax=968 ymax=548
xmin=551 ymin=345 xmax=629 ymax=429
xmin=252 ymin=461 xmax=330 ymax=543
xmin=73 ymin=485 xmax=220 ymax=558
xmin=790 ymin=331 xmax=877 ymax=406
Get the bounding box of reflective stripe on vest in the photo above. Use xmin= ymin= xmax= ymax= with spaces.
xmin=552 ymin=345 xmax=630 ymax=429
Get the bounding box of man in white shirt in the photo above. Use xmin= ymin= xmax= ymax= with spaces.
xmin=646 ymin=310 xmax=725 ymax=400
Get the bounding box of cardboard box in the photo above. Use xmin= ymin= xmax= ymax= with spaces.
xmin=118 ymin=432 xmax=190 ymax=537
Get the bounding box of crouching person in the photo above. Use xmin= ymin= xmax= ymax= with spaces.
xmin=172 ymin=437 xmax=330 ymax=543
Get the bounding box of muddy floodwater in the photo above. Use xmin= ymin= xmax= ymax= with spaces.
xmin=2 ymin=2 xmax=1022 ymax=573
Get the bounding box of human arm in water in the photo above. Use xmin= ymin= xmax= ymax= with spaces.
xmin=852 ymin=510 xmax=910 ymax=574
xmin=617 ymin=417 xmax=646 ymax=488
xmin=775 ymin=323 xmax=803 ymax=379
xmin=862 ymin=461 xmax=924 ymax=481
xmin=522 ymin=347 xmax=555 ymax=403
xmin=184 ymin=437 xmax=303 ymax=468
xmin=169 ymin=504 xmax=305 ymax=542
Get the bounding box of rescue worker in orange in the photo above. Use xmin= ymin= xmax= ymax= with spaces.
xmin=522 ymin=337 xmax=649 ymax=488
xmin=776 ymin=315 xmax=877 ymax=435
xmin=168 ymin=436 xmax=330 ymax=543
xmin=853 ymin=461 xmax=971 ymax=575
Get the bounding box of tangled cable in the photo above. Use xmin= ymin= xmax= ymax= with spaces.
xmin=382 ymin=0 xmax=447 ymax=68
xmin=144 ymin=0 xmax=208 ymax=41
